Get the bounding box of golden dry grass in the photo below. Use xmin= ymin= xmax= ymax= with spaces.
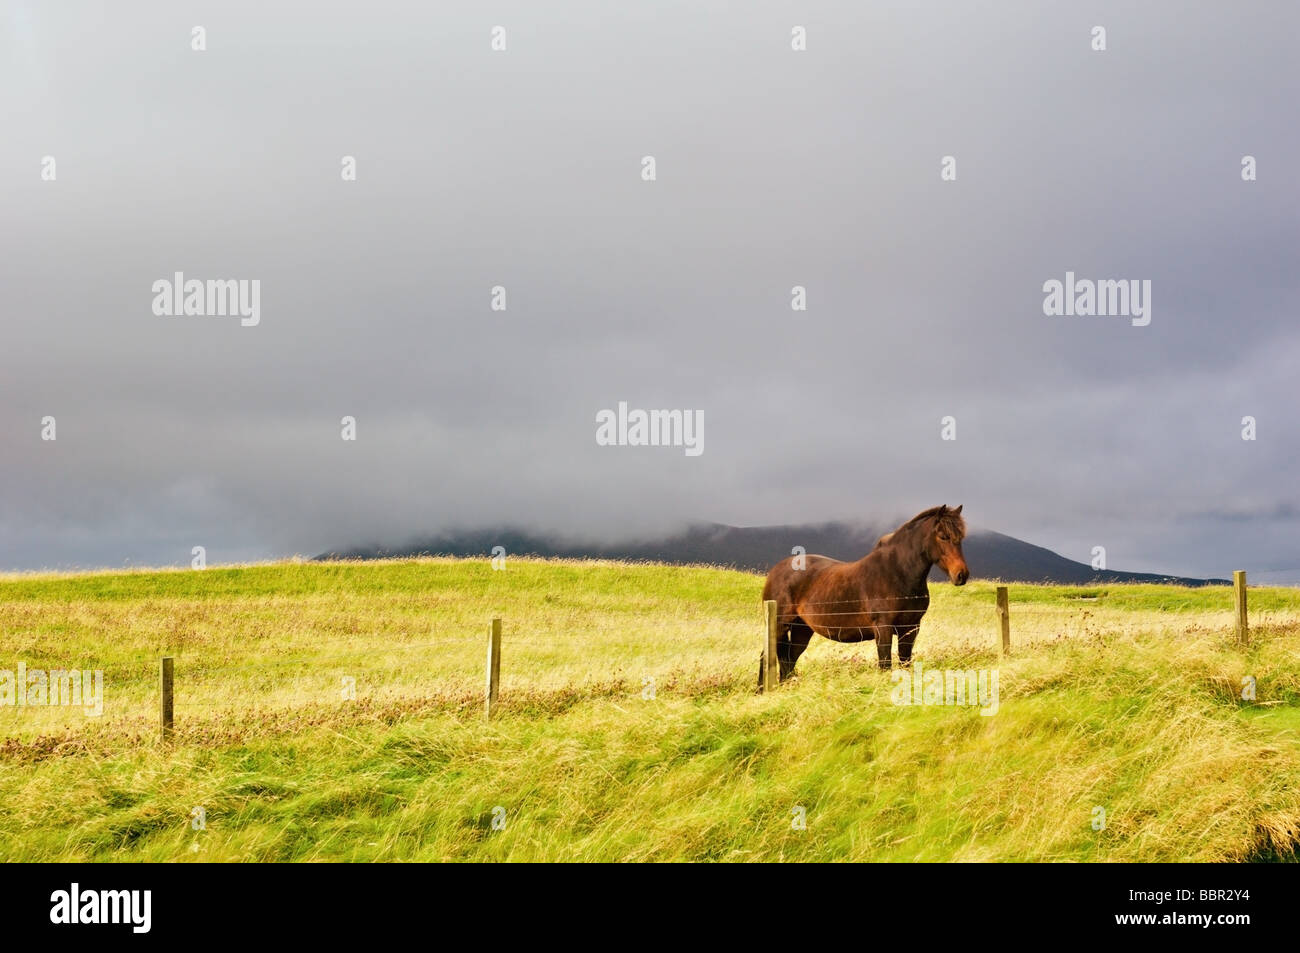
xmin=0 ymin=557 xmax=1296 ymax=861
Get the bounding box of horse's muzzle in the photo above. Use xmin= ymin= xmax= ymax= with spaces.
xmin=953 ymin=568 xmax=969 ymax=586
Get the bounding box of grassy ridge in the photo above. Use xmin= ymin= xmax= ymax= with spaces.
xmin=0 ymin=558 xmax=1298 ymax=861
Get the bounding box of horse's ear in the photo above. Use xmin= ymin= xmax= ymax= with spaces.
xmin=937 ymin=504 xmax=948 ymax=515
xmin=953 ymin=504 xmax=963 ymax=515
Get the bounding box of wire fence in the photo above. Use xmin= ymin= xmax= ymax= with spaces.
xmin=3 ymin=571 xmax=1297 ymax=741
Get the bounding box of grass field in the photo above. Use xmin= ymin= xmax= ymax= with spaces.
xmin=1 ymin=557 xmax=1298 ymax=862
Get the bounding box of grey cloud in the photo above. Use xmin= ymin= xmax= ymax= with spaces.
xmin=1 ymin=1 xmax=1297 ymax=581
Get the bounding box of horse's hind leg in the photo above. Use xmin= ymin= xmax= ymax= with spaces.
xmin=779 ymin=622 xmax=814 ymax=682
xmin=756 ymin=618 xmax=813 ymax=689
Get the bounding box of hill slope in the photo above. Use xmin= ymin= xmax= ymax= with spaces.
xmin=319 ymin=522 xmax=1227 ymax=586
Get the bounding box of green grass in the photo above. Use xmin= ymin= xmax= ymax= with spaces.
xmin=1 ymin=558 xmax=1298 ymax=861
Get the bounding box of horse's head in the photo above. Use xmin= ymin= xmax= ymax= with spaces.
xmin=929 ymin=504 xmax=969 ymax=585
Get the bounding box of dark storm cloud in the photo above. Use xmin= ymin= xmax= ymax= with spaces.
xmin=2 ymin=1 xmax=1297 ymax=580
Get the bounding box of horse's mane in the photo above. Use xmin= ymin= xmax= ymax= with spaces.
xmin=876 ymin=505 xmax=965 ymax=548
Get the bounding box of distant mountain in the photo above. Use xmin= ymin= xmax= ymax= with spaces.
xmin=316 ymin=521 xmax=1228 ymax=586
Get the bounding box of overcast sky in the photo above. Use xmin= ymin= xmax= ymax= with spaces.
xmin=2 ymin=1 xmax=1298 ymax=581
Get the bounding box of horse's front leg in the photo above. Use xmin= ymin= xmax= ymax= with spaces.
xmin=874 ymin=624 xmax=894 ymax=670
xmin=896 ymin=625 xmax=920 ymax=667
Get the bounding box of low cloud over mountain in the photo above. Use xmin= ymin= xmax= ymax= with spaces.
xmin=319 ymin=521 xmax=1228 ymax=586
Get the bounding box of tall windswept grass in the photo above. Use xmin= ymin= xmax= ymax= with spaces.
xmin=0 ymin=558 xmax=1296 ymax=861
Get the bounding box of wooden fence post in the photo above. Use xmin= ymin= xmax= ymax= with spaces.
xmin=159 ymin=656 xmax=174 ymax=743
xmin=763 ymin=600 xmax=781 ymax=693
xmin=485 ymin=618 xmax=502 ymax=719
xmin=996 ymin=587 xmax=1011 ymax=656
xmin=1234 ymin=571 xmax=1248 ymax=645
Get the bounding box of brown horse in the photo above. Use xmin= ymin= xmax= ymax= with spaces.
xmin=759 ymin=505 xmax=969 ymax=685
